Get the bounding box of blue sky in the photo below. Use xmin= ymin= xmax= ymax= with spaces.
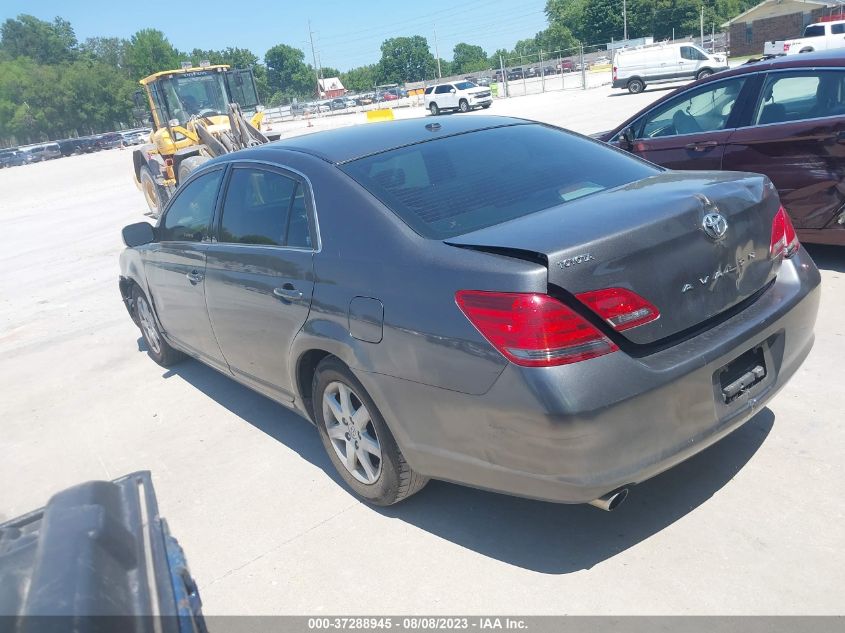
xmin=2 ymin=0 xmax=549 ymax=71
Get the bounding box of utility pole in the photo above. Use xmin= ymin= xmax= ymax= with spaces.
xmin=308 ymin=20 xmax=321 ymax=99
xmin=700 ymin=6 xmax=705 ymax=48
xmin=623 ymin=0 xmax=628 ymax=41
xmin=434 ymin=24 xmax=442 ymax=79
xmin=711 ymin=23 xmax=715 ymax=52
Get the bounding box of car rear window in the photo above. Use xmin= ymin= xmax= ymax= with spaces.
xmin=340 ymin=123 xmax=659 ymax=239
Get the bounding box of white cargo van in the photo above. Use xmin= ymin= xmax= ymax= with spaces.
xmin=612 ymin=42 xmax=728 ymax=94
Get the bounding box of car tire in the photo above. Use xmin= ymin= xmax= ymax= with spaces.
xmin=429 ymin=102 xmax=440 ymax=115
xmin=177 ymin=155 xmax=208 ymax=185
xmin=627 ymin=79 xmax=645 ymax=94
xmin=132 ymin=286 xmax=185 ymax=367
xmin=312 ymin=357 xmax=429 ymax=506
xmin=459 ymin=99 xmax=470 ymax=113
xmin=139 ymin=164 xmax=169 ymax=218
xmin=696 ymin=68 xmax=713 ymax=80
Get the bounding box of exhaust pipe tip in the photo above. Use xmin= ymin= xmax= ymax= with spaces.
xmin=588 ymin=488 xmax=629 ymax=512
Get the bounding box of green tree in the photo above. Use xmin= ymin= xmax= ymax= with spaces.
xmin=264 ymin=43 xmax=314 ymax=97
xmin=125 ymin=29 xmax=180 ymax=80
xmin=376 ymin=36 xmax=436 ymax=84
xmin=452 ymin=43 xmax=488 ymax=75
xmin=0 ymin=14 xmax=77 ymax=63
xmin=80 ymin=37 xmax=128 ymax=70
xmin=341 ymin=64 xmax=377 ymax=92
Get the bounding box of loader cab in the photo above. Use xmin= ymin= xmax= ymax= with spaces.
xmin=140 ymin=65 xmax=260 ymax=130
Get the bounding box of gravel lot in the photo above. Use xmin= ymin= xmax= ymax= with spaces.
xmin=1 ymin=85 xmax=843 ymax=615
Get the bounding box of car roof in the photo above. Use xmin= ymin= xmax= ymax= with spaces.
xmin=716 ymin=49 xmax=845 ymax=76
xmin=221 ymin=115 xmax=530 ymax=164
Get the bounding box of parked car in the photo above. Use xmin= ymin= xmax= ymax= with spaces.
xmin=476 ymin=76 xmax=492 ymax=86
xmin=507 ymin=67 xmax=524 ymax=80
xmin=355 ymin=95 xmax=374 ymax=106
xmin=330 ymin=98 xmax=347 ymax=110
xmin=343 ymin=97 xmax=358 ymax=108
xmin=613 ymin=42 xmax=728 ymax=93
xmin=601 ymin=49 xmax=845 ymax=245
xmin=558 ymin=60 xmax=575 ymax=73
xmin=22 ymin=143 xmax=61 ymax=163
xmin=424 ymin=81 xmax=493 ymax=115
xmin=766 ymin=18 xmax=845 ymax=56
xmin=119 ymin=116 xmax=819 ymax=509
xmin=380 ymin=91 xmax=399 ymax=101
xmin=57 ymin=137 xmax=97 ymax=156
xmin=0 ymin=148 xmax=26 ymax=168
xmin=95 ymin=132 xmax=124 ymax=150
xmin=121 ymin=130 xmax=147 ymax=146
xmin=525 ymin=67 xmax=538 ymax=78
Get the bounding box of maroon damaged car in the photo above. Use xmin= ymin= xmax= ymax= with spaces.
xmin=600 ymin=50 xmax=845 ymax=245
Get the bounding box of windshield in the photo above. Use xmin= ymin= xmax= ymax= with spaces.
xmin=160 ymin=71 xmax=229 ymax=125
xmin=340 ymin=123 xmax=658 ymax=239
xmin=455 ymin=81 xmax=476 ymax=90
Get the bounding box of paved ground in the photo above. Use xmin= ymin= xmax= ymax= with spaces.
xmin=1 ymin=85 xmax=843 ymax=615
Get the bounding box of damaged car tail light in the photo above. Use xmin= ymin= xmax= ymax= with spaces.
xmin=770 ymin=205 xmax=800 ymax=259
xmin=455 ymin=290 xmax=618 ymax=367
xmin=575 ymin=287 xmax=659 ymax=331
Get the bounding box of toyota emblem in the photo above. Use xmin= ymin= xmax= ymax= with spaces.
xmin=702 ymin=212 xmax=728 ymax=241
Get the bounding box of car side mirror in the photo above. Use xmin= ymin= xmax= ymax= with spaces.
xmin=450 ymin=88 xmax=456 ymax=93
xmin=619 ymin=126 xmax=635 ymax=149
xmin=122 ymin=222 xmax=156 ymax=247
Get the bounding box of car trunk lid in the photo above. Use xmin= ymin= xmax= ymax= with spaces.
xmin=445 ymin=171 xmax=781 ymax=345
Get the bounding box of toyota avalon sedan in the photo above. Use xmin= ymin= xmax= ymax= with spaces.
xmin=119 ymin=116 xmax=820 ymax=510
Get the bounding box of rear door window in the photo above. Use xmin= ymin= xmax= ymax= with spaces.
xmin=161 ymin=169 xmax=224 ymax=242
xmin=804 ymin=25 xmax=825 ymax=37
xmin=340 ymin=123 xmax=658 ymax=239
xmin=755 ymin=70 xmax=845 ymax=124
xmin=219 ymin=167 xmax=298 ymax=245
xmin=637 ymin=77 xmax=747 ymax=138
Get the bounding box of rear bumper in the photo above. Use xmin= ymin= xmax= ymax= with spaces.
xmin=356 ymin=251 xmax=820 ymax=504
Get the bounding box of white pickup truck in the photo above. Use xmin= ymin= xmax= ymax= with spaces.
xmin=765 ymin=18 xmax=845 ymax=55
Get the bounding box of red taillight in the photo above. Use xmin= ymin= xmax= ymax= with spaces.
xmin=612 ymin=66 xmax=617 ymax=81
xmin=783 ymin=43 xmax=791 ymax=52
xmin=575 ymin=287 xmax=659 ymax=331
xmin=770 ymin=205 xmax=800 ymax=259
xmin=455 ymin=290 xmax=618 ymax=367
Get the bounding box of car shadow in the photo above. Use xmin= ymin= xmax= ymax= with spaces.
xmin=804 ymin=243 xmax=845 ymax=273
xmin=154 ymin=347 xmax=773 ymax=574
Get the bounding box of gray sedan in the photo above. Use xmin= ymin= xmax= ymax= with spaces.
xmin=119 ymin=116 xmax=820 ymax=510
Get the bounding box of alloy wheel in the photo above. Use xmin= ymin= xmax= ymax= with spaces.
xmin=322 ymin=381 xmax=382 ymax=484
xmin=136 ymin=295 xmax=162 ymax=355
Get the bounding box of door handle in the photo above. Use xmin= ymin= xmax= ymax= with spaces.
xmin=186 ymin=270 xmax=204 ymax=284
xmin=685 ymin=140 xmax=719 ymax=151
xmin=273 ymin=285 xmax=304 ymax=301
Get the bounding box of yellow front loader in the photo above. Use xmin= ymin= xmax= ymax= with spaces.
xmin=131 ymin=64 xmax=276 ymax=216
